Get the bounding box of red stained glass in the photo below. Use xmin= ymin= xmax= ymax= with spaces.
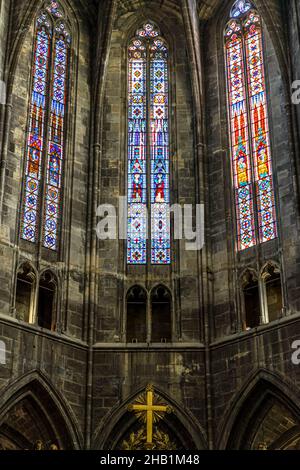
xmin=225 ymin=3 xmax=277 ymax=250
xmin=21 ymin=2 xmax=70 ymax=251
xmin=44 ymin=34 xmax=69 ymax=250
xmin=127 ymin=22 xmax=171 ymax=265
xmin=21 ymin=18 xmax=51 ymax=244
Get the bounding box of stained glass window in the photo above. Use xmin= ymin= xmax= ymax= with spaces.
xmin=230 ymin=0 xmax=251 ymax=18
xmin=21 ymin=2 xmax=70 ymax=251
xmin=150 ymin=38 xmax=170 ymax=264
xmin=127 ymin=37 xmax=147 ymax=264
xmin=46 ymin=1 xmax=63 ymax=18
xmin=127 ymin=22 xmax=170 ymax=265
xmin=21 ymin=17 xmax=51 ymax=244
xmin=225 ymin=1 xmax=277 ymax=251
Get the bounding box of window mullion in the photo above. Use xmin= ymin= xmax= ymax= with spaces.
xmin=146 ymin=41 xmax=151 ymax=265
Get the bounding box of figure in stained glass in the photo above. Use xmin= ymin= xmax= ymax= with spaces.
xmin=21 ymin=2 xmax=70 ymax=250
xmin=127 ymin=22 xmax=170 ymax=265
xmin=225 ymin=1 xmax=277 ymax=250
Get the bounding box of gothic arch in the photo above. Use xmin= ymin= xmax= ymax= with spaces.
xmin=16 ymin=260 xmax=38 ymax=277
xmin=0 ymin=0 xmax=90 ymax=339
xmin=119 ymin=10 xmax=177 ymax=265
xmin=94 ymin=2 xmax=199 ymax=343
xmin=260 ymin=260 xmax=281 ymax=278
xmin=92 ymin=384 xmax=207 ymax=450
xmin=150 ymin=283 xmax=172 ymax=296
xmin=5 ymin=0 xmax=80 ymax=99
xmin=0 ymin=371 xmax=82 ymax=449
xmin=218 ymin=369 xmax=300 ymax=449
xmin=116 ymin=0 xmax=181 ymax=18
xmin=269 ymin=425 xmax=300 ymax=450
xmin=14 ymin=261 xmax=37 ymax=324
xmin=240 ymin=267 xmax=258 ymax=287
xmin=1 ymin=0 xmax=81 ymax=231
xmin=12 ymin=0 xmax=78 ymax=254
xmin=37 ymin=269 xmax=59 ymax=330
xmin=203 ymin=0 xmax=289 ymax=86
xmin=94 ymin=1 xmax=181 ymax=140
xmin=211 ymin=0 xmax=292 ymax=183
xmin=203 ymin=0 xmax=294 ymax=339
xmin=121 ymin=13 xmax=176 ymax=51
xmin=150 ymin=285 xmax=173 ymax=342
xmin=126 ymin=285 xmax=147 ymax=342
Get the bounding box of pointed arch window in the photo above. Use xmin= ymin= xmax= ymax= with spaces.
xmin=127 ymin=22 xmax=170 ymax=265
xmin=126 ymin=285 xmax=147 ymax=343
xmin=225 ymin=1 xmax=277 ymax=251
xmin=21 ymin=1 xmax=71 ymax=251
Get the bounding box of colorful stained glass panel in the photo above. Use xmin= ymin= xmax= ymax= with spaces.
xmin=46 ymin=1 xmax=63 ymax=18
xmin=127 ymin=42 xmax=147 ymax=264
xmin=127 ymin=24 xmax=170 ymax=265
xmin=244 ymin=12 xmax=277 ymax=243
xmin=137 ymin=22 xmax=159 ymax=38
xmin=225 ymin=21 xmax=256 ymax=250
xmin=230 ymin=0 xmax=252 ymax=18
xmin=150 ymin=47 xmax=170 ymax=264
xmin=225 ymin=6 xmax=277 ymax=251
xmin=43 ymin=34 xmax=69 ymax=250
xmin=21 ymin=24 xmax=51 ymax=243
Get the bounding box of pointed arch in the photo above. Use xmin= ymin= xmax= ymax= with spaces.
xmin=37 ymin=269 xmax=59 ymax=330
xmin=15 ymin=261 xmax=37 ymax=324
xmin=0 ymin=371 xmax=82 ymax=449
xmin=126 ymin=285 xmax=147 ymax=342
xmin=201 ymin=0 xmax=290 ymax=89
xmin=6 ymin=0 xmax=79 ymax=90
xmin=269 ymin=425 xmax=300 ymax=450
xmin=20 ymin=1 xmax=72 ymax=251
xmin=218 ymin=369 xmax=300 ymax=449
xmin=261 ymin=261 xmax=283 ymax=322
xmin=92 ymin=384 xmax=207 ymax=450
xmin=0 ymin=0 xmax=81 ymax=265
xmin=240 ymin=268 xmax=260 ymax=328
xmin=224 ymin=1 xmax=277 ymax=251
xmin=150 ymin=284 xmax=172 ymax=342
xmin=127 ymin=20 xmax=171 ymax=265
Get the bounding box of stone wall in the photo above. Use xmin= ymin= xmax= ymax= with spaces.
xmin=0 ymin=0 xmax=299 ymax=451
xmin=95 ymin=0 xmax=202 ymax=343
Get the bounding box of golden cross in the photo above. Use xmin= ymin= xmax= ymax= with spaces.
xmin=128 ymin=384 xmax=172 ymax=444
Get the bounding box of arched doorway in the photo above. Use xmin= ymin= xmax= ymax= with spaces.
xmin=0 ymin=376 xmax=79 ymax=450
xmin=94 ymin=385 xmax=206 ymax=450
xmin=224 ymin=375 xmax=300 ymax=450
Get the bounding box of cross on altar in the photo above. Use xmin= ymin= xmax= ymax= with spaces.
xmin=128 ymin=384 xmax=173 ymax=445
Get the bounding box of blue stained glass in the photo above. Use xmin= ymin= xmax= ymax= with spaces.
xmin=137 ymin=23 xmax=159 ymax=38
xmin=127 ymin=40 xmax=147 ymax=264
xmin=225 ymin=4 xmax=277 ymax=251
xmin=230 ymin=0 xmax=252 ymax=18
xmin=127 ymin=24 xmax=170 ymax=265
xmin=21 ymin=23 xmax=51 ymax=244
xmin=21 ymin=2 xmax=70 ymax=251
xmin=46 ymin=1 xmax=63 ymax=18
xmin=44 ymin=31 xmax=70 ymax=250
xmin=150 ymin=50 xmax=170 ymax=264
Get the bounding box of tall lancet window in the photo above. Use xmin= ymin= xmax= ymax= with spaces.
xmin=225 ymin=1 xmax=277 ymax=251
xmin=127 ymin=22 xmax=170 ymax=265
xmin=21 ymin=1 xmax=71 ymax=251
